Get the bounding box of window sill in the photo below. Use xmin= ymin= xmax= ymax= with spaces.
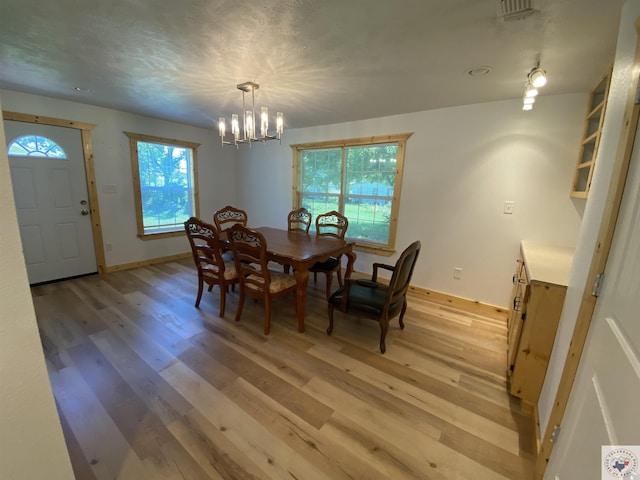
xmin=354 ymin=243 xmax=395 ymax=256
xmin=138 ymin=230 xmax=185 ymax=241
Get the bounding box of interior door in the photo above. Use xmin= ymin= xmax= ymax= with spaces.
xmin=544 ymin=112 xmax=640 ymax=478
xmin=4 ymin=120 xmax=97 ymax=284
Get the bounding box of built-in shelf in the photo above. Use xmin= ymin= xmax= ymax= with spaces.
xmin=570 ymin=66 xmax=612 ymax=198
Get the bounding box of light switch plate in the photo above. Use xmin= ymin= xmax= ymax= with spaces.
xmin=504 ymin=201 xmax=515 ymax=214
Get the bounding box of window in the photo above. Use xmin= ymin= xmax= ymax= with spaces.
xmin=125 ymin=132 xmax=200 ymax=239
xmin=292 ymin=133 xmax=411 ymax=253
xmin=7 ymin=135 xmax=67 ymax=158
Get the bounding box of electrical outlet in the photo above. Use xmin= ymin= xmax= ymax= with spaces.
xmin=453 ymin=267 xmax=463 ymax=279
xmin=102 ymin=184 xmax=118 ymax=194
xmin=105 ymin=243 xmax=113 ymax=252
xmin=504 ymin=201 xmax=515 ymax=214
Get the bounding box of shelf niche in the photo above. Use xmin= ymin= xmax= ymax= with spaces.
xmin=570 ymin=66 xmax=613 ymax=198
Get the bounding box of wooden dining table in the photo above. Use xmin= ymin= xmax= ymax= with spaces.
xmin=252 ymin=226 xmax=356 ymax=333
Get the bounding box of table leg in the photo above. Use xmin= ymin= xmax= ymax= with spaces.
xmin=293 ymin=268 xmax=309 ymax=332
xmin=344 ymin=249 xmax=357 ymax=278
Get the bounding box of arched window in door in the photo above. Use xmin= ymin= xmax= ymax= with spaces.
xmin=7 ymin=135 xmax=67 ymax=159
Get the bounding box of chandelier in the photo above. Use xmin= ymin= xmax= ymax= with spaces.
xmin=218 ymin=81 xmax=283 ymax=147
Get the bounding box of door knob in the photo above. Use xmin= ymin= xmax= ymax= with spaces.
xmin=81 ymin=209 xmax=90 ymax=216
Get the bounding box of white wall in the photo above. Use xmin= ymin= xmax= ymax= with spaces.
xmin=1 ymin=89 xmax=587 ymax=307
xmin=0 ymin=90 xmax=238 ymax=267
xmin=538 ymin=0 xmax=640 ymax=436
xmin=238 ymin=95 xmax=587 ymax=307
xmin=0 ymin=98 xmax=74 ymax=479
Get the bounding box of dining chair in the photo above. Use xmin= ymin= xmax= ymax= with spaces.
xmin=184 ymin=217 xmax=239 ymax=317
xmin=309 ymin=210 xmax=349 ymax=298
xmin=213 ymin=205 xmax=248 ymax=232
xmin=282 ymin=207 xmax=313 ymax=274
xmin=287 ymin=207 xmax=312 ymax=234
xmin=227 ymin=224 xmax=298 ymax=335
xmin=327 ymin=240 xmax=421 ymax=353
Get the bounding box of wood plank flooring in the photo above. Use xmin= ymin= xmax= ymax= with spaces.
xmin=32 ymin=259 xmax=536 ymax=479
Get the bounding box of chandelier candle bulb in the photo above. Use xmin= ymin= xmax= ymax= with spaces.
xmin=231 ymin=114 xmax=239 ymax=140
xmin=276 ymin=112 xmax=284 ymax=134
xmin=245 ymin=110 xmax=255 ymax=139
xmin=218 ymin=117 xmax=225 ymax=138
xmin=261 ymin=107 xmax=269 ymax=137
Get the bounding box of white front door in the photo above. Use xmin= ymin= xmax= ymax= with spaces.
xmin=4 ymin=120 xmax=97 ymax=284
xmin=544 ymin=116 xmax=640 ymax=478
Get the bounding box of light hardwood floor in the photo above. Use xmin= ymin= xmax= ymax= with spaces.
xmin=33 ymin=259 xmax=536 ymax=479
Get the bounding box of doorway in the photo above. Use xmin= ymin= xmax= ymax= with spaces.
xmin=3 ymin=113 xmax=105 ymax=283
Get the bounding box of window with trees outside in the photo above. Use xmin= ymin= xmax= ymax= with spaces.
xmin=292 ymin=133 xmax=411 ymax=253
xmin=125 ymin=132 xmax=200 ymax=238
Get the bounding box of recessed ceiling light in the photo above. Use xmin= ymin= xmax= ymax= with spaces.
xmin=466 ymin=66 xmax=492 ymax=77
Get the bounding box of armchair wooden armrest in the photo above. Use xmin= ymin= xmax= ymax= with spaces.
xmin=372 ymin=263 xmax=395 ymax=282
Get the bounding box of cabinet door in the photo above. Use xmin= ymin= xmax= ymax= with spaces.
xmin=507 ymin=266 xmax=528 ymax=376
xmin=507 ymin=258 xmax=524 ymax=329
xmin=510 ymin=281 xmax=566 ymax=403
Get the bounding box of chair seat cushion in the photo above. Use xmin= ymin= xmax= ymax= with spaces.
xmin=222 ymin=261 xmax=238 ymax=279
xmin=311 ymin=257 xmax=339 ymax=271
xmin=246 ymin=270 xmax=297 ymax=293
xmin=329 ymin=283 xmax=403 ymax=317
xmin=202 ymin=261 xmax=237 ymax=280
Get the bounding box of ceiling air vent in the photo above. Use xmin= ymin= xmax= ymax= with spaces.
xmin=498 ymin=0 xmax=539 ymax=21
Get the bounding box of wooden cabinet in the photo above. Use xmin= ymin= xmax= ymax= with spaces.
xmin=507 ymin=241 xmax=574 ymax=409
xmin=570 ymin=66 xmax=612 ymax=198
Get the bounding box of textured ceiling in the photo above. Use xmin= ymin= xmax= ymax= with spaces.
xmin=0 ymin=0 xmax=625 ymax=130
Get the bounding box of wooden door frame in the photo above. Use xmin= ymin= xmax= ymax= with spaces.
xmin=2 ymin=110 xmax=106 ymax=275
xmin=535 ymin=19 xmax=640 ymax=479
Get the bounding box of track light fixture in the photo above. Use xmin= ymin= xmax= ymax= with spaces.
xmin=522 ymin=64 xmax=547 ymax=111
xmin=528 ymin=67 xmax=547 ymax=88
xmin=524 ymin=83 xmax=539 ymax=98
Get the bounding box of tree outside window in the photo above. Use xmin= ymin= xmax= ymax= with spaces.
xmin=292 ymin=133 xmax=411 ymax=253
xmin=125 ymin=132 xmax=200 ymax=238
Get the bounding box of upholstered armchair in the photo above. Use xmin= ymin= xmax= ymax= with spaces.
xmin=327 ymin=240 xmax=421 ymax=353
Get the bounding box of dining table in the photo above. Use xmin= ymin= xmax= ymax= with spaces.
xmin=251 ymin=226 xmax=356 ymax=333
